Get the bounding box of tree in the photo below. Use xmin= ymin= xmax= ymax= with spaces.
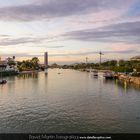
xmin=7 ymin=57 xmax=16 ymax=66
xmin=17 ymin=57 xmax=40 ymax=71
xmin=119 ymin=60 xmax=126 ymax=66
xmin=31 ymin=57 xmax=39 ymax=64
xmin=31 ymin=57 xmax=40 ymax=69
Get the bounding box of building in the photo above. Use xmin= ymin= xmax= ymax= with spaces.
xmin=44 ymin=52 xmax=48 ymax=68
xmin=0 ymin=57 xmax=7 ymax=71
xmin=0 ymin=56 xmax=18 ymax=72
xmin=0 ymin=65 xmax=6 ymax=71
xmin=131 ymin=56 xmax=140 ymax=61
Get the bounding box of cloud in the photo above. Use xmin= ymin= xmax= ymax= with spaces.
xmin=109 ymin=43 xmax=138 ymax=52
xmin=0 ymin=37 xmax=44 ymax=46
xmin=2 ymin=49 xmax=139 ymax=58
xmin=63 ymin=21 xmax=140 ymax=44
xmin=0 ymin=21 xmax=140 ymax=49
xmin=0 ymin=35 xmax=10 ymax=37
xmin=49 ymin=50 xmax=140 ymax=57
xmin=47 ymin=46 xmax=64 ymax=49
xmin=0 ymin=35 xmax=62 ymax=46
xmin=0 ymin=0 xmax=136 ymax=21
xmin=1 ymin=53 xmax=29 ymax=57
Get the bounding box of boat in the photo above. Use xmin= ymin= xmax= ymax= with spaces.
xmin=0 ymin=80 xmax=7 ymax=85
xmin=93 ymin=73 xmax=98 ymax=77
xmin=0 ymin=70 xmax=7 ymax=85
xmin=93 ymin=70 xmax=98 ymax=77
xmin=103 ymin=72 xmax=114 ymax=79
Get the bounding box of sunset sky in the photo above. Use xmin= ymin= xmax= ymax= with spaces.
xmin=0 ymin=0 xmax=140 ymax=64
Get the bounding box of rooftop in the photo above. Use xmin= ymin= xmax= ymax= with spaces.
xmin=131 ymin=56 xmax=140 ymax=60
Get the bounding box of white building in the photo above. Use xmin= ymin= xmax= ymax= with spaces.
xmin=0 ymin=56 xmax=18 ymax=72
xmin=131 ymin=56 xmax=140 ymax=61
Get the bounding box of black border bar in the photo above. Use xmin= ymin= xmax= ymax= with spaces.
xmin=0 ymin=134 xmax=140 ymax=140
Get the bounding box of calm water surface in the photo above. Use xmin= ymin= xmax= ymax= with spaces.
xmin=0 ymin=69 xmax=140 ymax=133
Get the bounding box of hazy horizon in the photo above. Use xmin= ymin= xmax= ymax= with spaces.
xmin=0 ymin=0 xmax=140 ymax=64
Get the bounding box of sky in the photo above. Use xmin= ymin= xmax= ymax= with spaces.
xmin=0 ymin=0 xmax=140 ymax=64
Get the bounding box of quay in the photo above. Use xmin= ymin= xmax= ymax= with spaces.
xmin=80 ymin=69 xmax=112 ymax=73
xmin=80 ymin=69 xmax=140 ymax=85
xmin=117 ymin=74 xmax=140 ymax=85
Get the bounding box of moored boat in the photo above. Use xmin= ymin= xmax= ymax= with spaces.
xmin=103 ymin=72 xmax=114 ymax=79
xmin=0 ymin=80 xmax=7 ymax=85
xmin=93 ymin=70 xmax=98 ymax=77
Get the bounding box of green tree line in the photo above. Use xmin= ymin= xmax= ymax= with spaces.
xmin=17 ymin=57 xmax=40 ymax=71
xmin=50 ymin=60 xmax=140 ymax=74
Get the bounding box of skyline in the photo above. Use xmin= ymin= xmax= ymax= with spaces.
xmin=0 ymin=0 xmax=140 ymax=64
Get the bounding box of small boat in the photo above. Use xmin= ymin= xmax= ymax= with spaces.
xmin=0 ymin=80 xmax=7 ymax=85
xmin=103 ymin=72 xmax=114 ymax=79
xmin=0 ymin=71 xmax=7 ymax=84
xmin=93 ymin=70 xmax=98 ymax=77
xmin=93 ymin=73 xmax=98 ymax=77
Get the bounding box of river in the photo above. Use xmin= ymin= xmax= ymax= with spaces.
xmin=0 ymin=69 xmax=140 ymax=133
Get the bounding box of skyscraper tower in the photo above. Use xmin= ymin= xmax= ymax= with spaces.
xmin=44 ymin=52 xmax=48 ymax=68
xmin=44 ymin=52 xmax=48 ymax=73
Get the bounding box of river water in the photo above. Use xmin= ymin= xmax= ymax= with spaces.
xmin=0 ymin=69 xmax=140 ymax=133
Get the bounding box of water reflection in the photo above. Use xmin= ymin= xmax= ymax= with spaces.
xmin=91 ymin=72 xmax=140 ymax=94
xmin=115 ymin=79 xmax=119 ymax=96
xmin=132 ymin=84 xmax=140 ymax=90
xmin=116 ymin=80 xmax=140 ymax=92
xmin=18 ymin=72 xmax=39 ymax=79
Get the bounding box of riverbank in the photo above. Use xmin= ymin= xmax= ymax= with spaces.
xmin=0 ymin=70 xmax=43 ymax=77
xmin=118 ymin=74 xmax=140 ymax=85
xmin=79 ymin=68 xmax=140 ymax=85
xmin=0 ymin=70 xmax=19 ymax=77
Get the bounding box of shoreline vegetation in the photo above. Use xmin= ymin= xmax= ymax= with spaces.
xmin=17 ymin=57 xmax=44 ymax=72
xmin=1 ymin=57 xmax=140 ymax=85
xmin=49 ymin=59 xmax=140 ymax=86
xmin=50 ymin=59 xmax=140 ymax=75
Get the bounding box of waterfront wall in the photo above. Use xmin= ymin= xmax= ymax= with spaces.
xmin=0 ymin=71 xmax=19 ymax=77
xmin=79 ymin=68 xmax=140 ymax=85
xmin=118 ymin=75 xmax=140 ymax=85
